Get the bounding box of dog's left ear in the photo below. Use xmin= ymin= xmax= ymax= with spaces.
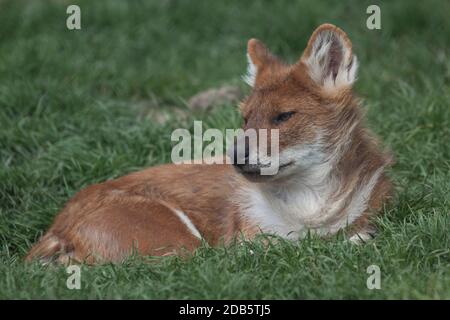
xmin=243 ymin=38 xmax=280 ymax=87
xmin=300 ymin=24 xmax=358 ymax=93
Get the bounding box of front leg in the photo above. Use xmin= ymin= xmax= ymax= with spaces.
xmin=348 ymin=212 xmax=378 ymax=244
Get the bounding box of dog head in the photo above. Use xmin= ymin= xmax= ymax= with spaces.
xmin=231 ymin=24 xmax=361 ymax=182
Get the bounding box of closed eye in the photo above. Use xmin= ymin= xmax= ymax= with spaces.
xmin=272 ymin=111 xmax=296 ymax=124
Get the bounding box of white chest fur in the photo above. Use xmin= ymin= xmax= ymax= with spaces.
xmin=239 ymin=166 xmax=384 ymax=239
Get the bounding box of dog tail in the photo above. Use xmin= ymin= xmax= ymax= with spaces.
xmin=25 ymin=233 xmax=73 ymax=264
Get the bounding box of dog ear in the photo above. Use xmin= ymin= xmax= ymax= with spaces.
xmin=300 ymin=24 xmax=358 ymax=93
xmin=243 ymin=38 xmax=279 ymax=87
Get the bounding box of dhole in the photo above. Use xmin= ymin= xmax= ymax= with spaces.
xmin=27 ymin=24 xmax=392 ymax=264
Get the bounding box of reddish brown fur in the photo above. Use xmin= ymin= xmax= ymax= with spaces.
xmin=26 ymin=24 xmax=392 ymax=264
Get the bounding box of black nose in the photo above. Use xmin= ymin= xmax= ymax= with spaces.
xmin=233 ymin=137 xmax=249 ymax=166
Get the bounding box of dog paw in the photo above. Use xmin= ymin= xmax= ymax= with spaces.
xmin=348 ymin=232 xmax=375 ymax=244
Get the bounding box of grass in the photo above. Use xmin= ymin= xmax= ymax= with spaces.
xmin=0 ymin=0 xmax=449 ymax=299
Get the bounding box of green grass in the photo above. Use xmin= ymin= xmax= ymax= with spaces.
xmin=0 ymin=0 xmax=449 ymax=299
